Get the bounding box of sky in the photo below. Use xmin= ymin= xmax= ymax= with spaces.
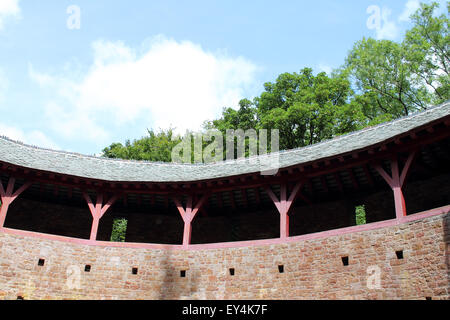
xmin=0 ymin=0 xmax=447 ymax=155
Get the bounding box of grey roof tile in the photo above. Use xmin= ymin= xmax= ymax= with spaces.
xmin=0 ymin=101 xmax=449 ymax=182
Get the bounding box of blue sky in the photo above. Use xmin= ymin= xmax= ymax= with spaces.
xmin=0 ymin=0 xmax=446 ymax=154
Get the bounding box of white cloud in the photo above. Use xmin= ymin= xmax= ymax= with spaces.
xmin=29 ymin=35 xmax=259 ymax=141
xmin=0 ymin=0 xmax=20 ymax=30
xmin=367 ymin=0 xmax=438 ymax=40
xmin=43 ymin=101 xmax=110 ymax=142
xmin=0 ymin=123 xmax=59 ymax=150
xmin=28 ymin=64 xmax=54 ymax=87
xmin=399 ymin=0 xmax=421 ymax=22
xmin=317 ymin=64 xmax=332 ymax=75
xmin=0 ymin=68 xmax=8 ymax=103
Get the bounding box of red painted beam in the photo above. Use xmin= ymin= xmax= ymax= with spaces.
xmin=374 ymin=152 xmax=416 ymax=219
xmin=173 ymin=193 xmax=210 ymax=248
xmin=0 ymin=119 xmax=448 ymax=199
xmin=0 ymin=178 xmax=31 ymax=229
xmin=264 ymin=181 xmax=302 ymax=239
xmin=399 ymin=151 xmax=416 ymax=187
xmin=0 ymin=204 xmax=447 ymax=251
xmin=83 ymin=192 xmax=118 ymax=241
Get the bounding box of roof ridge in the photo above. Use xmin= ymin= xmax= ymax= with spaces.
xmin=0 ymin=100 xmax=448 ymax=168
xmin=279 ymin=100 xmax=450 ymax=157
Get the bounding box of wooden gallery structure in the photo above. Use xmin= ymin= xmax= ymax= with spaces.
xmin=0 ymin=101 xmax=448 ymax=299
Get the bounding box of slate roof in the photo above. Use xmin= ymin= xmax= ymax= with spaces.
xmin=0 ymin=101 xmax=449 ymax=183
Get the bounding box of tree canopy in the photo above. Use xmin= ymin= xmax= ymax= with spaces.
xmin=103 ymin=1 xmax=449 ymax=162
xmin=102 ymin=128 xmax=181 ymax=162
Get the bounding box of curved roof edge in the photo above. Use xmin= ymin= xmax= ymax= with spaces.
xmin=0 ymin=101 xmax=449 ymax=182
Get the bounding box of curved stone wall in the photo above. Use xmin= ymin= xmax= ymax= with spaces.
xmin=0 ymin=212 xmax=448 ymax=300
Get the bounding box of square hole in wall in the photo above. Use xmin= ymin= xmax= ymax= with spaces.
xmin=84 ymin=265 xmax=91 ymax=272
xmin=395 ymin=250 xmax=404 ymax=259
xmin=180 ymin=270 xmax=186 ymax=278
xmin=17 ymin=296 xmax=24 ymax=300
xmin=132 ymin=267 xmax=138 ymax=275
xmin=278 ymin=265 xmax=284 ymax=273
xmin=229 ymin=268 xmax=235 ymax=276
xmin=341 ymin=256 xmax=349 ymax=266
xmin=38 ymin=259 xmax=45 ymax=266
xmin=425 ymin=297 xmax=432 ymax=300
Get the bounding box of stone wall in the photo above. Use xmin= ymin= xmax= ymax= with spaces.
xmin=0 ymin=212 xmax=448 ymax=300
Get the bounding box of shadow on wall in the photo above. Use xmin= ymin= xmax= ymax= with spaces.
xmin=158 ymin=249 xmax=199 ymax=300
xmin=444 ymin=213 xmax=450 ymax=293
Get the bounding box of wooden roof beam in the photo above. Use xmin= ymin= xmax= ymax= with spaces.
xmin=347 ymin=168 xmax=359 ymax=190
xmin=333 ymin=172 xmax=344 ymax=192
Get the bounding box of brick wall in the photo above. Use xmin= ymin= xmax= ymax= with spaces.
xmin=0 ymin=212 xmax=448 ymax=300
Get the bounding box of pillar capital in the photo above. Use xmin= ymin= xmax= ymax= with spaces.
xmin=0 ymin=177 xmax=31 ymax=228
xmin=265 ymin=181 xmax=302 ymax=239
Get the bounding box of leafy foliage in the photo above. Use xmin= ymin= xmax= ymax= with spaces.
xmin=110 ymin=218 xmax=128 ymax=242
xmin=355 ymin=205 xmax=367 ymax=226
xmin=208 ymin=69 xmax=366 ymax=151
xmin=403 ymin=2 xmax=449 ymax=104
xmin=102 ymin=128 xmax=181 ymax=162
xmin=102 ymin=2 xmax=449 ymax=162
xmin=345 ymin=2 xmax=449 ymax=120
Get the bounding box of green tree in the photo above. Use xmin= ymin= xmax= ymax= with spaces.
xmin=102 ymin=128 xmax=182 ymax=162
xmin=102 ymin=1 xmax=449 ymax=161
xmin=355 ymin=205 xmax=367 ymax=225
xmin=208 ymin=99 xmax=259 ymax=132
xmin=346 ymin=38 xmax=431 ymax=118
xmin=345 ymin=1 xmax=449 ymax=120
xmin=403 ymin=1 xmax=449 ymax=104
xmin=209 ymin=68 xmax=363 ymax=150
xmin=110 ymin=218 xmax=128 ymax=242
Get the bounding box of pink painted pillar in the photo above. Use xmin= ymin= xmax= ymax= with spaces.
xmin=83 ymin=192 xmax=118 ymax=241
xmin=0 ymin=178 xmax=31 ymax=229
xmin=265 ymin=182 xmax=302 ymax=239
xmin=391 ymin=159 xmax=407 ymax=218
xmin=0 ymin=198 xmax=11 ymax=229
xmin=173 ymin=194 xmax=209 ymax=248
xmin=182 ymin=197 xmax=194 ymax=246
xmin=279 ymin=184 xmax=289 ymax=238
xmin=374 ymin=152 xmax=415 ymax=219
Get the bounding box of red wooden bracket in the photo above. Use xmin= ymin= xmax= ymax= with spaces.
xmin=0 ymin=177 xmax=31 ymax=228
xmin=264 ymin=181 xmax=302 ymax=238
xmin=373 ymin=151 xmax=416 ymax=219
xmin=173 ymin=193 xmax=210 ymax=247
xmin=83 ymin=192 xmax=119 ymax=241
